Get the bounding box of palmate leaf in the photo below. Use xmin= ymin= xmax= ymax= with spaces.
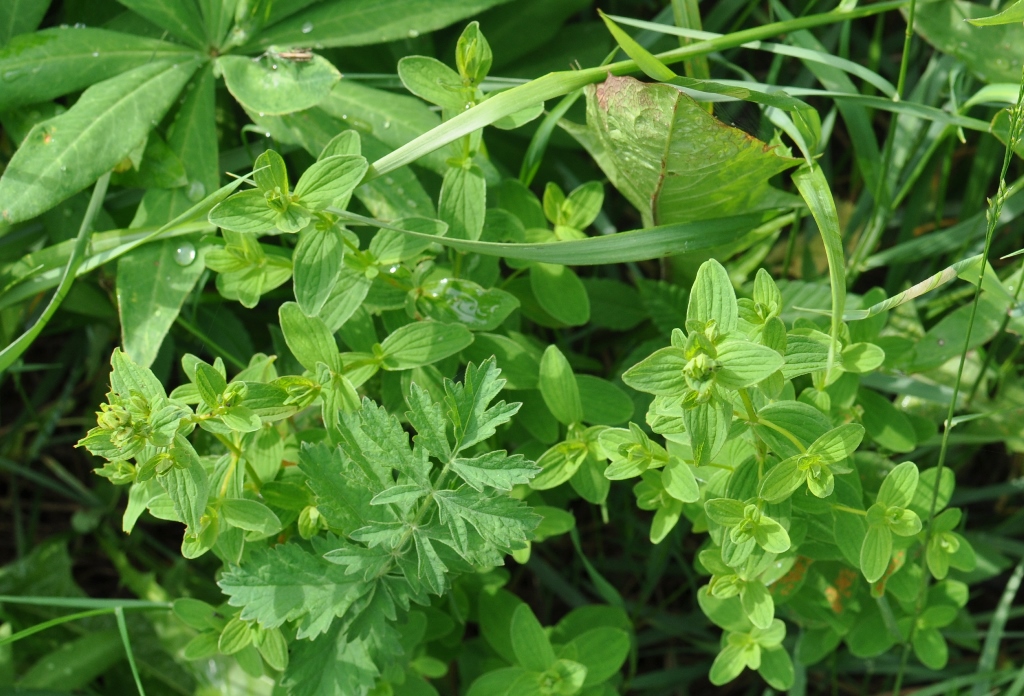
xmin=444 ymin=358 xmax=521 ymax=451
xmin=433 ymin=488 xmax=540 ymax=555
xmin=218 ymin=538 xmax=368 ymax=639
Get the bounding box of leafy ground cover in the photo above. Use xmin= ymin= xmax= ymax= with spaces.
xmin=1 ymin=1 xmax=1024 ymax=694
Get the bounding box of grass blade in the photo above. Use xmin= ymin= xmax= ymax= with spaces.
xmin=115 ymin=606 xmax=146 ymax=696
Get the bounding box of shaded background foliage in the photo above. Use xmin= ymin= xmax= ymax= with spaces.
xmin=0 ymin=0 xmax=1023 ymax=694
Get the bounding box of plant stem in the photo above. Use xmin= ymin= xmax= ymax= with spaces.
xmin=846 ymin=0 xmax=919 ymax=280
xmin=892 ymin=68 xmax=1024 ymax=696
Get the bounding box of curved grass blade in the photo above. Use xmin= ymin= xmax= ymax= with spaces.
xmin=0 ymin=172 xmax=109 ymax=375
xmin=115 ymin=606 xmax=146 ymax=696
xmin=0 ymin=608 xmax=113 ymax=647
xmin=330 ymin=209 xmax=775 ymax=265
xmin=792 ymin=163 xmax=844 ymax=379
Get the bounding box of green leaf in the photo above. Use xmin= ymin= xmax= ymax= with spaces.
xmin=566 ymin=75 xmax=798 ymax=228
xmin=741 ymin=581 xmax=774 ymax=630
xmin=461 ymin=333 xmax=539 ymax=390
xmin=218 ymin=539 xmax=365 ymax=639
xmin=294 ymin=154 xmax=368 ymax=211
xmin=912 ymin=626 xmax=949 ymax=670
xmin=379 ymin=321 xmax=474 ymax=370
xmin=858 ymin=389 xmax=917 ymax=453
xmin=754 ymin=515 xmax=791 ymax=554
xmin=0 ymin=28 xmax=193 ymax=111
xmin=968 ymin=0 xmax=1024 ymax=25
xmin=684 ymin=397 xmax=731 ymax=467
xmin=529 ymin=263 xmax=591 ymax=327
xmin=877 ymin=461 xmax=920 ymax=509
xmin=219 ymin=52 xmax=340 ymax=116
xmin=860 ymin=524 xmax=892 ymax=583
xmin=715 ymin=338 xmax=785 ymax=389
xmin=914 ymin=0 xmax=1024 ymax=83
xmin=705 ymin=498 xmax=746 ymax=527
xmin=218 ymin=616 xmax=254 ymax=654
xmin=621 ymin=347 xmax=688 ymax=396
xmin=758 ymin=647 xmax=795 ymax=691
xmin=531 ymin=441 xmax=587 ymax=490
xmin=758 ymin=458 xmax=805 ymax=503
xmin=841 ymin=342 xmax=886 ymax=373
xmin=208 ymin=189 xmax=278 ymax=234
xmin=562 ymin=627 xmax=629 ymax=686
xmin=335 ymin=208 xmax=771 ymax=265
xmin=576 ymin=375 xmax=633 ymax=426
xmin=221 ymin=499 xmax=282 ymax=536
xmin=0 ymin=58 xmax=198 ymax=224
xmin=250 ymin=0 xmax=514 ymax=50
xmin=417 ymin=277 xmax=519 ymax=332
xmin=370 ymin=216 xmax=446 ymax=265
xmin=450 ymin=451 xmax=539 ymax=492
xmin=663 ymin=458 xmax=699 ymax=503
xmin=294 ymin=225 xmax=344 ymax=316
xmin=162 ymin=436 xmax=210 ymax=534
xmin=792 ymin=163 xmax=845 ymax=381
xmin=510 ymin=604 xmax=555 ymax=671
xmin=444 ymin=358 xmax=520 ymax=451
xmin=456 ymin=21 xmax=492 ymax=86
xmin=687 ymin=259 xmax=738 ymax=334
xmin=808 ymin=423 xmax=864 ymax=464
xmin=433 ymin=488 xmax=538 ymax=554
xmin=114 ymin=0 xmax=206 ymax=47
xmin=586 ymin=278 xmax=646 ymax=331
xmin=279 ymin=302 xmax=340 ymax=373
xmin=539 ymin=345 xmax=583 ymax=426
xmin=398 ymin=56 xmax=466 ymax=112
xmin=709 ymin=643 xmax=748 ymax=685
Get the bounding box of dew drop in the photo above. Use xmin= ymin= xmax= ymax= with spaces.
xmin=92 ymin=51 xmax=99 ymax=57
xmin=271 ymin=63 xmax=278 ymax=70
xmin=384 ymin=177 xmax=395 ymax=185
xmin=1 ymin=70 xmax=21 ymax=82
xmin=408 ymin=29 xmax=420 ymax=38
xmin=383 ymin=120 xmax=391 ymax=129
xmin=174 ymin=242 xmax=197 ymax=266
xmin=186 ymin=181 xmax=206 ymax=202
xmin=301 ymin=21 xmax=314 ymax=34
xmin=258 ymin=111 xmax=265 ymax=117
xmin=406 ymin=199 xmax=418 ymax=208
xmin=59 ymin=165 xmax=67 ymax=173
xmin=73 ymin=22 xmax=86 ymax=28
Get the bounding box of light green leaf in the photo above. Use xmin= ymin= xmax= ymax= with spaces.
xmin=219 ymin=52 xmax=340 ymax=116
xmin=877 ymin=461 xmax=920 ymax=509
xmin=294 ymin=154 xmax=368 ymax=211
xmin=860 ymin=524 xmax=892 ymax=583
xmin=221 ymin=499 xmax=282 ymax=536
xmin=439 ymin=166 xmax=486 ymax=241
xmin=621 ymin=347 xmax=688 ymax=396
xmin=379 ymin=321 xmax=473 ymax=370
xmin=758 ymin=458 xmax=805 ymax=503
xmin=741 ymin=581 xmax=774 ymax=629
xmin=968 ymin=0 xmax=1024 ymax=25
xmin=417 ymin=277 xmax=519 ymax=332
xmin=294 ymin=225 xmax=344 ymax=316
xmin=662 ymin=458 xmax=699 ymax=503
xmin=808 ymin=423 xmax=864 ymax=464
xmin=687 ymin=259 xmax=738 ymax=334
xmin=683 ymin=397 xmax=731 ymax=467
xmin=279 ymin=302 xmax=340 ymax=373
xmin=208 ymin=189 xmax=278 ymax=234
xmin=715 ymin=338 xmax=785 ymax=389
xmin=162 ymin=436 xmax=210 ymax=534
xmin=858 ymin=389 xmax=917 ymax=453
xmin=450 ymin=451 xmax=539 ymax=492
xmin=841 ymin=342 xmax=886 ymax=373
xmin=709 ymin=643 xmax=748 ymax=685
xmin=461 ymin=333 xmax=539 ymax=390
xmin=539 ymin=345 xmax=583 ymax=426
xmin=912 ymin=626 xmax=949 ymax=670
xmin=510 ymin=604 xmax=555 ymax=672
xmin=398 ymin=56 xmax=466 ymax=112
xmin=0 ymin=58 xmax=198 ymax=224
xmin=529 ymin=263 xmax=591 ymax=327
xmin=704 ymin=498 xmax=746 ymax=527
xmin=758 ymin=647 xmax=795 ymax=691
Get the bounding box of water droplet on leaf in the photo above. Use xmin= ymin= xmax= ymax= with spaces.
xmin=301 ymin=22 xmax=314 ymax=34
xmin=186 ymin=181 xmax=206 ymax=202
xmin=173 ymin=242 xmax=197 ymax=266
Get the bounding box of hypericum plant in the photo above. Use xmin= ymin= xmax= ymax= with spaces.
xmin=573 ymin=258 xmax=978 ymax=687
